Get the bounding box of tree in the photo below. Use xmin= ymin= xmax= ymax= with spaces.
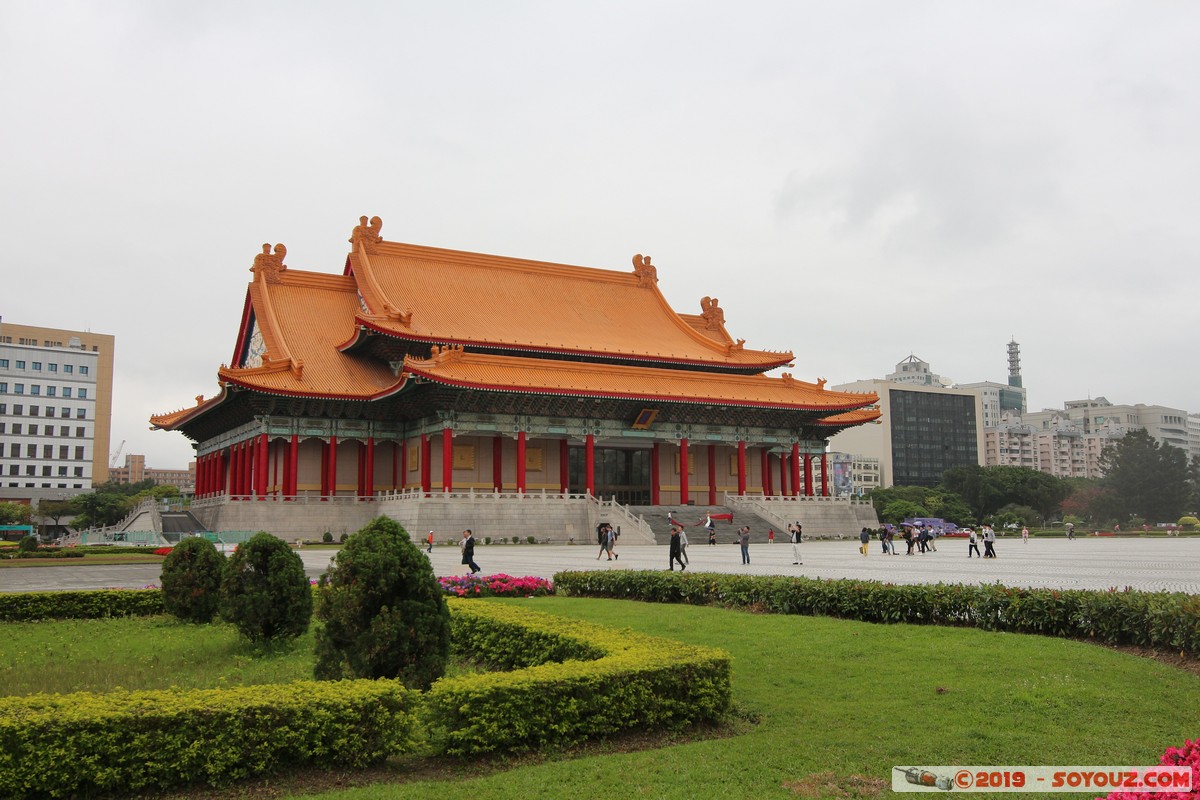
xmin=879 ymin=499 xmax=928 ymax=525
xmin=1099 ymin=430 xmax=1189 ymax=523
xmin=161 ymin=538 xmax=225 ymax=623
xmin=866 ymin=485 xmax=974 ymax=526
xmin=70 ymin=492 xmax=134 ymax=529
xmin=219 ymin=533 xmax=312 ymax=643
xmin=0 ymin=502 xmax=33 ymax=525
xmin=314 ymin=517 xmax=451 ymax=690
xmin=36 ymin=498 xmax=75 ymax=531
xmin=941 ymin=465 xmax=1069 ymax=521
xmin=1187 ymin=455 xmax=1200 ymax=516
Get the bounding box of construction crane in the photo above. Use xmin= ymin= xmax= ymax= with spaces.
xmin=110 ymin=439 xmax=126 ymax=469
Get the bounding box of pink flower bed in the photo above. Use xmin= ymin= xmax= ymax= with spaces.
xmin=1102 ymin=738 xmax=1199 ymax=800
xmin=438 ymin=573 xmax=554 ymax=598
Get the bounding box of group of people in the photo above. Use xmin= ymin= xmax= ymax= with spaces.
xmin=966 ymin=525 xmax=997 ymax=558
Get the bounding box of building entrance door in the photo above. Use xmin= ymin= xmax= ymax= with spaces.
xmin=569 ymin=446 xmax=651 ymax=505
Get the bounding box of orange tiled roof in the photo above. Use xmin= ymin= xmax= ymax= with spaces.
xmin=347 ymin=237 xmax=792 ymax=370
xmin=403 ymin=347 xmax=877 ymax=412
xmin=150 ymin=391 xmax=226 ymax=430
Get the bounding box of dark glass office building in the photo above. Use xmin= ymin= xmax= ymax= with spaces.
xmin=889 ymin=389 xmax=979 ymax=487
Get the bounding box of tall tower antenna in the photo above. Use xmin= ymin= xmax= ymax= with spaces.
xmin=1007 ymin=340 xmax=1022 ymax=389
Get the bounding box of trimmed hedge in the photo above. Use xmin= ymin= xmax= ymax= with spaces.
xmin=554 ymin=570 xmax=1200 ymax=657
xmin=425 ymin=599 xmax=731 ymax=755
xmin=0 ymin=679 xmax=420 ymax=797
xmin=0 ymin=594 xmax=731 ymax=794
xmin=0 ymin=589 xmax=163 ymax=622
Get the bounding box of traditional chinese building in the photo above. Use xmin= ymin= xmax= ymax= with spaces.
xmin=151 ymin=216 xmax=880 ymax=540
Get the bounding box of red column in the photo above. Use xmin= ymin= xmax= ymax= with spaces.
xmin=242 ymin=440 xmax=252 ymax=497
xmin=285 ymin=435 xmax=298 ymax=497
xmin=516 ymin=430 xmax=527 ymax=493
xmin=256 ymin=434 xmax=268 ymax=499
xmin=559 ymin=439 xmax=569 ymax=494
xmin=679 ymin=438 xmax=690 ymax=506
xmin=232 ymin=442 xmax=242 ymax=497
xmin=650 ymin=442 xmax=661 ymax=505
xmin=319 ymin=441 xmax=329 ymax=496
xmin=216 ymin=451 xmax=225 ymax=495
xmin=420 ymin=434 xmax=431 ymax=495
xmin=365 ymin=437 xmax=375 ymax=498
xmin=791 ymin=443 xmax=801 ymax=498
xmin=327 ymin=435 xmax=338 ymax=497
xmin=585 ymin=434 xmax=595 ymax=496
xmin=442 ymin=426 xmax=453 ymax=493
xmin=493 ymin=436 xmax=504 ymax=492
xmin=708 ymin=444 xmax=717 ymax=506
xmin=804 ymin=453 xmax=813 ymax=496
xmin=356 ymin=441 xmax=366 ymax=496
xmin=761 ymin=448 xmax=772 ymax=496
xmin=737 ymin=441 xmax=747 ymax=496
xmin=820 ymin=452 xmax=829 ymax=497
xmin=780 ymin=454 xmax=790 ymax=497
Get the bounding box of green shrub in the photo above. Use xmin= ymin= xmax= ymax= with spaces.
xmin=1179 ymin=516 xmax=1199 ymax=531
xmin=339 ymin=532 xmax=348 ymax=543
xmin=526 ymin=535 xmax=536 ymax=544
xmin=322 ymin=531 xmax=333 ymax=543
xmin=426 ymin=599 xmax=731 ymax=755
xmin=0 ymin=679 xmax=420 ymax=797
xmin=314 ymin=517 xmax=450 ymax=689
xmin=160 ymin=537 xmax=225 ymax=623
xmin=17 ymin=536 xmax=38 ymax=554
xmin=484 ymin=536 xmax=491 ymax=545
xmin=0 ymin=589 xmax=163 ymax=622
xmin=219 ymin=532 xmax=312 ymax=643
xmin=554 ymin=570 xmax=1200 ymax=657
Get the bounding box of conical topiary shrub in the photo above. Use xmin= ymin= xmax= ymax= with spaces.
xmin=314 ymin=516 xmax=451 ymax=690
xmin=160 ymin=537 xmax=225 ymax=623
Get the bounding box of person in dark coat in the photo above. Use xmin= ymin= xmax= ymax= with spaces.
xmin=668 ymin=526 xmax=686 ymax=571
xmin=460 ymin=529 xmax=480 ymax=574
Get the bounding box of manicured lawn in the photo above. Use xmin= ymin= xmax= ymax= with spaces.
xmin=303 ymin=597 xmax=1200 ymax=800
xmin=0 ymin=554 xmax=166 ymax=568
xmin=3 ymin=598 xmax=1197 ymax=799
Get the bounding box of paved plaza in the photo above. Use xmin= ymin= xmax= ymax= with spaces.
xmin=2 ymin=536 xmax=1199 ymax=594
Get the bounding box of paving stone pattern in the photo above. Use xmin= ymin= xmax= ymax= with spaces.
xmin=3 ymin=537 xmax=1199 ymax=595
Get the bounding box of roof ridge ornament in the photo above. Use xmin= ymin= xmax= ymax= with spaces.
xmin=350 ymin=215 xmax=383 ymax=254
xmin=632 ymin=253 xmax=657 ymax=288
xmin=430 ymin=343 xmax=465 ymax=364
xmin=250 ymin=243 xmax=287 ymax=283
xmin=699 ymin=296 xmax=725 ymax=331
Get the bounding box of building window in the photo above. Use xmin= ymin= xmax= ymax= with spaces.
xmin=11 ymin=424 xmax=21 ymax=435
xmin=32 ymin=362 xmax=41 ymax=371
xmin=63 ymin=388 xmax=71 ymax=398
xmin=80 ymin=366 xmax=89 ymax=376
xmin=7 ymin=465 xmax=15 ymax=476
xmin=29 ymin=424 xmax=37 ymax=435
xmin=13 ymin=405 xmax=22 ymax=415
xmin=76 ymin=408 xmax=86 ymax=419
xmin=27 ymin=444 xmax=36 ymax=458
xmin=45 ymin=407 xmax=55 ymax=417
xmin=58 ymin=466 xmax=67 ymax=476
xmin=59 ymin=446 xmax=68 ymax=459
xmin=46 ymin=386 xmax=56 ymax=397
xmin=0 ymin=403 xmax=5 ymax=413
xmin=42 ymin=445 xmax=52 ymax=459
xmin=0 ymin=359 xmax=6 ymax=368
xmin=8 ymin=444 xmax=17 ymax=457
xmin=78 ymin=388 xmax=87 ymax=399
xmin=15 ymin=361 xmax=25 ymax=369
xmin=59 ymin=426 xmax=68 ymax=436
xmin=60 ymin=407 xmax=69 ymax=417
xmin=73 ymin=467 xmax=83 ymax=477
xmin=74 ymin=446 xmax=85 ymax=460
xmin=75 ymin=426 xmax=84 ymax=437
xmin=48 ymin=363 xmax=57 ymax=372
xmin=30 ymin=385 xmax=40 ymax=396
xmin=64 ymin=365 xmax=73 ymax=374
xmin=29 ymin=406 xmax=38 ymax=417
xmin=13 ymin=384 xmax=22 ymax=395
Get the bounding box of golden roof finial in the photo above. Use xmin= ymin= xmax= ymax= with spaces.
xmin=250 ymin=243 xmax=287 ymax=283
xmin=350 ymin=215 xmax=383 ymax=254
xmin=632 ymin=253 xmax=657 ymax=288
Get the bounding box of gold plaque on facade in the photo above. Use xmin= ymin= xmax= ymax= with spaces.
xmin=407 ymin=443 xmax=419 ymax=472
xmin=525 ymin=447 xmax=543 ymax=472
xmin=453 ymin=444 xmax=476 ymax=470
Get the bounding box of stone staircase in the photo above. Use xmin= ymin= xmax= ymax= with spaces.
xmin=626 ymin=504 xmax=786 ymax=545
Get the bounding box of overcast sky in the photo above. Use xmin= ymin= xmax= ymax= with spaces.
xmin=2 ymin=1 xmax=1197 ymax=470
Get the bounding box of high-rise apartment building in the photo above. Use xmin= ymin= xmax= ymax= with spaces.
xmin=0 ymin=321 xmax=114 ymax=501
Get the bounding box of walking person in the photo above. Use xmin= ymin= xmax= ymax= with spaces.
xmin=886 ymin=527 xmax=897 ymax=555
xmin=426 ymin=530 xmax=434 ymax=554
xmin=768 ymin=528 xmax=775 ymax=544
xmin=982 ymin=525 xmax=997 ymax=558
xmin=967 ymin=528 xmax=981 ymax=558
xmin=596 ymin=523 xmax=608 ymax=560
xmin=859 ymin=527 xmax=870 ymax=557
xmin=605 ymin=525 xmax=618 ymax=561
xmin=790 ymin=523 xmax=803 ymax=565
xmin=739 ymin=526 xmax=751 ymax=564
xmin=1021 ymin=525 xmax=1029 ymax=544
xmin=903 ymin=527 xmax=914 ymax=555
xmin=678 ymin=526 xmax=689 ymax=565
xmin=879 ymin=528 xmax=889 ymax=554
xmin=460 ymin=529 xmax=480 ymax=574
xmin=668 ymin=526 xmax=686 ymax=571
